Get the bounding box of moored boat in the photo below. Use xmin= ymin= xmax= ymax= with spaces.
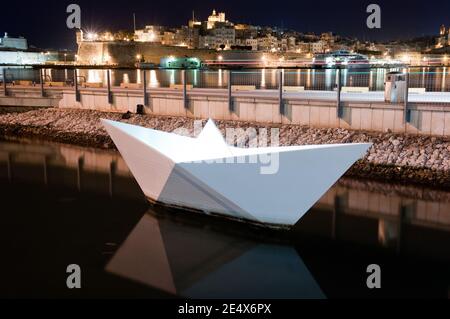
xmin=313 ymin=50 xmax=370 ymax=68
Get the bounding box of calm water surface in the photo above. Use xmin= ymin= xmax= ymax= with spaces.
xmin=0 ymin=139 xmax=449 ymax=298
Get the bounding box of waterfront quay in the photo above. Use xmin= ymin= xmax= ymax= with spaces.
xmin=2 ymin=66 xmax=450 ymax=136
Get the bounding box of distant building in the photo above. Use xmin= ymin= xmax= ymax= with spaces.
xmin=207 ymin=10 xmax=227 ymax=29
xmin=135 ymin=25 xmax=164 ymax=43
xmin=310 ymin=40 xmax=326 ymax=53
xmin=0 ymin=33 xmax=70 ymax=65
xmin=0 ymin=32 xmax=28 ymax=50
xmin=245 ymin=38 xmax=258 ymax=51
xmin=200 ymin=26 xmax=235 ymax=49
xmin=187 ymin=26 xmax=200 ymax=49
xmin=436 ymin=24 xmax=450 ymax=48
xmin=296 ymin=42 xmax=311 ymax=54
xmin=257 ymin=34 xmax=278 ymax=51
xmin=172 ymin=26 xmax=189 ymax=47
xmin=287 ymin=36 xmax=296 ymax=51
xmin=162 ymin=31 xmax=176 ymax=46
xmin=320 ymin=32 xmax=335 ymax=45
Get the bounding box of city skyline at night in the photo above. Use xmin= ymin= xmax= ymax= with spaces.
xmin=1 ymin=0 xmax=449 ymax=50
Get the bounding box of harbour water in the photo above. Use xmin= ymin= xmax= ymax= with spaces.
xmin=3 ymin=67 xmax=450 ymax=92
xmin=0 ymin=139 xmax=449 ymax=298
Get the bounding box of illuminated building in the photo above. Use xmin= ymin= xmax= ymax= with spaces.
xmin=207 ymin=9 xmax=226 ymax=29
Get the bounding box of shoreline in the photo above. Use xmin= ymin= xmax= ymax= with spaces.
xmin=0 ymin=107 xmax=449 ymax=189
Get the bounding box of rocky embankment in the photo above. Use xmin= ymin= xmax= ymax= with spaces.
xmin=0 ymin=107 xmax=449 ymax=188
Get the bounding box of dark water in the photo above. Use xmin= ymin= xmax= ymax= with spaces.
xmin=3 ymin=67 xmax=450 ymax=92
xmin=0 ymin=139 xmax=449 ymax=298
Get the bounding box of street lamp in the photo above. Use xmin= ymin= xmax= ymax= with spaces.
xmin=87 ymin=32 xmax=98 ymax=41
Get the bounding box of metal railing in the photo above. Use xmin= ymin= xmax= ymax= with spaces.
xmin=3 ymin=66 xmax=450 ymax=92
xmin=2 ymin=66 xmax=450 ymax=120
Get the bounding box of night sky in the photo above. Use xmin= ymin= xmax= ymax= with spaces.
xmin=1 ymin=0 xmax=449 ymax=50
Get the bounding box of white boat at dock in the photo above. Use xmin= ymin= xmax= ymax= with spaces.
xmin=313 ymin=50 xmax=370 ymax=68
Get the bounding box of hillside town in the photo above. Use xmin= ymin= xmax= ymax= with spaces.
xmin=76 ymin=9 xmax=444 ymax=56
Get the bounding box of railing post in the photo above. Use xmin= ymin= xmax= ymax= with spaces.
xmin=182 ymin=69 xmax=188 ymax=109
xmin=107 ymin=69 xmax=113 ymax=104
xmin=2 ymin=68 xmax=7 ymax=96
xmin=404 ymin=70 xmax=410 ymax=123
xmin=279 ymin=69 xmax=284 ymax=115
xmin=228 ymin=70 xmax=234 ymax=112
xmin=74 ymin=69 xmax=80 ymax=102
xmin=40 ymin=69 xmax=45 ymax=97
xmin=336 ymin=68 xmax=342 ymax=118
xmin=143 ymin=69 xmax=149 ymax=106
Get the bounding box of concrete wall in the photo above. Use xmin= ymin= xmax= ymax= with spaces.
xmin=0 ymin=87 xmax=61 ymax=107
xmin=3 ymin=86 xmax=450 ymax=136
xmin=56 ymin=88 xmax=450 ymax=136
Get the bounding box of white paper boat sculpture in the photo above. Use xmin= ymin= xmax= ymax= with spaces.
xmin=101 ymin=119 xmax=371 ymax=228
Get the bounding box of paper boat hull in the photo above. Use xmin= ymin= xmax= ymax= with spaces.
xmin=102 ymin=119 xmax=371 ymax=228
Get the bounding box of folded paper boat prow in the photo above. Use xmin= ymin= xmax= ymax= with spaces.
xmin=101 ymin=118 xmax=371 ymax=228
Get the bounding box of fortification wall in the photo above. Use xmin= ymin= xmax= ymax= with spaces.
xmin=77 ymin=41 xmax=218 ymax=66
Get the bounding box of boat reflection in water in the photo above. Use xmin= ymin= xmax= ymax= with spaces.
xmin=1 ymin=140 xmax=450 ymax=298
xmin=106 ymin=211 xmax=325 ymax=298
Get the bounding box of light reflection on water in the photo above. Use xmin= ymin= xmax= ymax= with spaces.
xmin=106 ymin=212 xmax=325 ymax=298
xmin=1 ymin=139 xmax=450 ymax=298
xmin=5 ymin=67 xmax=450 ymax=92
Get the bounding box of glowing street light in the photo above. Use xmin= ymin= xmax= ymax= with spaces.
xmin=86 ymin=32 xmax=98 ymax=41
